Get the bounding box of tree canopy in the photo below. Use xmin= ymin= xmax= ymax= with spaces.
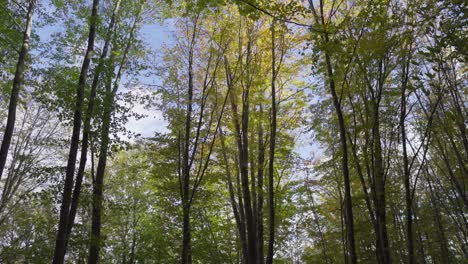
xmin=0 ymin=0 xmax=466 ymax=263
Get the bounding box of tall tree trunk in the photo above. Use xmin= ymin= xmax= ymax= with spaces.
xmin=88 ymin=85 xmax=112 ymax=264
xmin=181 ymin=17 xmax=196 ymax=264
xmin=256 ymin=108 xmax=265 ymax=263
xmin=230 ymin=29 xmax=257 ymax=263
xmin=129 ymin=231 xmax=137 ymax=264
xmin=400 ymin=53 xmax=414 ymax=264
xmin=53 ymin=0 xmax=99 ymax=263
xmin=250 ymin=146 xmax=257 ymax=260
xmin=372 ymin=105 xmax=391 ymax=264
xmin=230 ymin=77 xmax=256 ymax=264
xmin=88 ymin=7 xmax=140 ymax=263
xmin=309 ymin=1 xmax=357 ymax=261
xmin=64 ymin=0 xmax=122 ymax=251
xmin=240 ymin=83 xmax=256 ymax=264
xmin=266 ymin=19 xmax=277 ymax=264
xmin=328 ymin=54 xmax=357 ymax=264
xmin=0 ymin=0 xmax=35 ymax=180
xmin=220 ymin=128 xmax=248 ymax=263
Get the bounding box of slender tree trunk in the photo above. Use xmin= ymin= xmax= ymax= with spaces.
xmin=181 ymin=17 xmax=196 ymax=264
xmin=181 ymin=202 xmax=192 ymax=264
xmin=231 ymin=81 xmax=256 ymax=264
xmin=266 ymin=19 xmax=277 ymax=264
xmin=227 ymin=57 xmax=252 ymax=263
xmin=64 ymin=0 xmax=122 ymax=251
xmin=0 ymin=0 xmax=35 ymax=180
xmin=220 ymin=128 xmax=248 ymax=263
xmin=53 ymin=0 xmax=99 ymax=263
xmin=309 ymin=1 xmax=357 ymax=261
xmin=230 ymin=30 xmax=257 ymax=263
xmin=329 ymin=55 xmax=357 ymax=264
xmin=256 ymin=110 xmax=265 ymax=263
xmin=88 ymin=8 xmax=140 ymax=263
xmin=236 ymin=155 xmax=248 ymax=263
xmin=372 ymin=106 xmax=391 ymax=264
xmin=412 ymin=204 xmax=426 ymax=263
xmin=240 ymin=86 xmax=256 ymax=264
xmin=348 ymin=97 xmax=377 ymax=230
xmin=400 ymin=57 xmax=414 ymax=264
xmin=88 ymin=86 xmax=112 ymax=264
xmin=250 ymin=147 xmax=257 ymax=260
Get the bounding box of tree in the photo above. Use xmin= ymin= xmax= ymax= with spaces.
xmin=89 ymin=1 xmax=144 ymax=262
xmin=53 ymin=0 xmax=100 ymax=262
xmin=0 ymin=0 xmax=35 ymax=180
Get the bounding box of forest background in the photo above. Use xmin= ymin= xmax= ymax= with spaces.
xmin=0 ymin=0 xmax=466 ymax=263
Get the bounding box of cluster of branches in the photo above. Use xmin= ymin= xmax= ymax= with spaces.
xmin=303 ymin=0 xmax=466 ymax=263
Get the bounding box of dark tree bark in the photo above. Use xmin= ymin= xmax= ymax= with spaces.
xmin=358 ymin=56 xmax=391 ymax=264
xmin=427 ymin=175 xmax=450 ymax=263
xmin=64 ymin=0 xmax=122 ymax=252
xmin=238 ymin=78 xmax=256 ymax=264
xmin=0 ymin=0 xmax=35 ymax=181
xmin=266 ymin=19 xmax=277 ymax=264
xmin=53 ymin=0 xmax=99 ymax=263
xmin=309 ymin=1 xmax=357 ymax=262
xmin=180 ymin=17 xmax=196 ymax=264
xmin=88 ymin=7 xmax=140 ymax=263
xmin=327 ymin=53 xmax=357 ymax=264
xmin=371 ymin=99 xmax=391 ymax=264
xmin=256 ymin=108 xmax=265 ymax=264
xmin=400 ymin=49 xmax=414 ymax=264
xmin=178 ymin=15 xmax=229 ymax=263
xmin=88 ymin=80 xmax=113 ymax=264
xmin=227 ymin=28 xmax=257 ymax=263
xmin=220 ymin=128 xmax=248 ymax=263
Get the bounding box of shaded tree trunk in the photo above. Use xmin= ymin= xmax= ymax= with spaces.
xmin=266 ymin=19 xmax=277 ymax=264
xmin=64 ymin=0 xmax=122 ymax=251
xmin=180 ymin=15 xmax=198 ymax=264
xmin=227 ymin=29 xmax=257 ymax=263
xmin=0 ymin=0 xmax=35 ymax=180
xmin=400 ymin=51 xmax=414 ymax=264
xmin=88 ymin=84 xmax=112 ymax=264
xmin=256 ymin=109 xmax=265 ymax=263
xmin=372 ymin=104 xmax=391 ymax=264
xmin=309 ymin=1 xmax=357 ymax=262
xmin=53 ymin=0 xmax=99 ymax=262
xmin=220 ymin=128 xmax=248 ymax=263
xmin=88 ymin=7 xmax=140 ymax=263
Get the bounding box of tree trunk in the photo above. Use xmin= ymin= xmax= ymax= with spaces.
xmin=240 ymin=84 xmax=256 ymax=264
xmin=372 ymin=106 xmax=391 ymax=264
xmin=88 ymin=7 xmax=139 ymax=262
xmin=400 ymin=54 xmax=414 ymax=264
xmin=64 ymin=0 xmax=122 ymax=251
xmin=181 ymin=202 xmax=192 ymax=264
xmin=53 ymin=0 xmax=99 ymax=263
xmin=309 ymin=1 xmax=357 ymax=261
xmin=230 ymin=31 xmax=257 ymax=263
xmin=427 ymin=172 xmax=450 ymax=263
xmin=181 ymin=17 xmax=196 ymax=264
xmin=0 ymin=0 xmax=35 ymax=180
xmin=256 ymin=110 xmax=265 ymax=263
xmin=328 ymin=54 xmax=357 ymax=264
xmin=266 ymin=19 xmax=277 ymax=264
xmin=88 ymin=87 xmax=112 ymax=264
